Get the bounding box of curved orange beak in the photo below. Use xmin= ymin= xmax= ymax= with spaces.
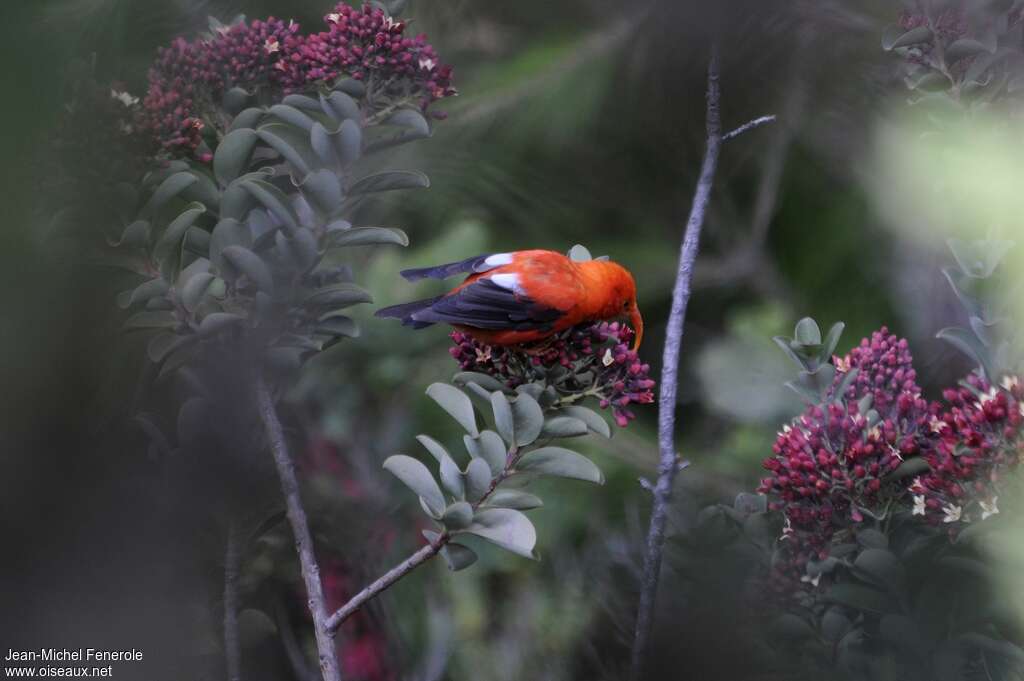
xmin=630 ymin=304 xmax=644 ymax=351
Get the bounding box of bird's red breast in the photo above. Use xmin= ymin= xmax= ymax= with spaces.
xmin=376 ymin=250 xmax=644 ymax=349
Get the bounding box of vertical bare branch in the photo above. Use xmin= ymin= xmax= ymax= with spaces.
xmin=256 ymin=378 xmax=342 ymax=681
xmin=224 ymin=521 xmax=242 ymax=681
xmin=629 ymin=47 xmax=723 ymax=681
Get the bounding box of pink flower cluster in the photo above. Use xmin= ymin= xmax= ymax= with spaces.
xmin=276 ymin=3 xmax=455 ymax=100
xmin=142 ymin=18 xmax=299 ymax=158
xmin=141 ymin=4 xmax=454 ymax=159
xmin=449 ymin=321 xmax=655 ymax=427
xmin=758 ymin=328 xmax=936 ymax=592
xmin=911 ymin=374 xmax=1024 ymax=527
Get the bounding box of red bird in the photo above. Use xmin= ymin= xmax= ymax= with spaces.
xmin=376 ymin=250 xmax=644 ymax=350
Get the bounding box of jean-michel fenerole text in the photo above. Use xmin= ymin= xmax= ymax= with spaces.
xmin=4 ymin=649 xmax=143 ymax=663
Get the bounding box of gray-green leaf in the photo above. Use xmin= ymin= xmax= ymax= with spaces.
xmin=464 ymin=458 xmax=492 ymax=503
xmin=383 ymin=454 xmax=445 ymax=517
xmin=511 ymin=393 xmax=544 ymax=446
xmin=464 ymin=508 xmax=537 ymax=559
xmin=426 ymin=383 xmax=479 ymax=437
xmin=442 ymin=501 xmax=473 ymax=530
xmin=516 ymin=447 xmax=604 ymax=484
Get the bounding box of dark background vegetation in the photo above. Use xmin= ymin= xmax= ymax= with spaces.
xmin=0 ymin=1 xmax=978 ymax=679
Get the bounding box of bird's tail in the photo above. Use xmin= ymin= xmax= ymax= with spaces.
xmin=375 ymin=295 xmax=444 ymax=328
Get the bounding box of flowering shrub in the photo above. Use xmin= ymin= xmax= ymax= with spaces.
xmin=758 ymin=327 xmax=936 ymax=593
xmin=450 ymin=318 xmax=654 ymax=427
xmin=883 ymin=0 xmax=1024 ymax=109
xmin=676 ymin=235 xmax=1024 ymax=678
xmin=141 ymin=4 xmax=454 ymax=159
xmin=913 ymin=373 xmax=1024 ymax=527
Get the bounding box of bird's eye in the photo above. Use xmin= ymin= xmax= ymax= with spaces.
xmin=623 ymin=301 xmax=631 ymax=310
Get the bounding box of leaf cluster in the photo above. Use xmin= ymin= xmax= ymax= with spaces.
xmin=383 ymin=376 xmax=611 ymax=570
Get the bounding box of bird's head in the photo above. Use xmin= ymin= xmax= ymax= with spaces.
xmin=584 ymin=259 xmax=644 ymax=351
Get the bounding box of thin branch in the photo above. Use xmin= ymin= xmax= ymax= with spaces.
xmin=325 ymin=445 xmax=526 ymax=633
xmin=325 ymin=538 xmax=448 ymax=633
xmin=224 ymin=521 xmax=242 ymax=681
xmin=256 ymin=378 xmax=342 ymax=681
xmin=722 ymin=115 xmax=776 ymax=141
xmin=629 ymin=47 xmax=723 ymax=681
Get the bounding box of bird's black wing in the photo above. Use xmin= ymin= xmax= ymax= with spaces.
xmin=410 ymin=279 xmax=563 ymax=331
xmin=400 ymin=254 xmax=501 ymax=281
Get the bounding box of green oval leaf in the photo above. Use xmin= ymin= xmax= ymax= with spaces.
xmin=439 ymin=453 xmax=464 ymax=500
xmin=383 ymin=454 xmax=445 ymax=517
xmin=426 ymin=383 xmax=479 ymax=437
xmin=415 ymin=434 xmax=451 ymax=464
xmin=440 ymin=543 xmax=477 ymax=571
xmin=315 ymin=315 xmax=359 ymax=339
xmin=476 ymin=430 xmax=507 ymax=476
xmin=221 ymin=245 xmax=274 ymax=293
xmin=516 ymin=447 xmax=604 ymax=484
xmin=560 ymin=406 xmax=611 ymax=438
xmin=349 ymin=170 xmax=429 ymax=195
xmin=214 ymin=129 xmax=259 ymax=186
xmin=442 ymin=501 xmax=473 ymax=530
xmin=385 ymin=109 xmax=430 ymax=137
xmin=483 ymin=489 xmax=543 ymax=511
xmin=241 ymin=179 xmax=300 ymax=233
xmin=464 ymin=458 xmax=492 ymax=503
xmin=268 ymin=104 xmax=316 ymax=132
xmin=180 ymin=272 xmax=216 ymax=313
xmin=491 ymin=392 xmax=515 ymax=445
xmin=119 ymin=278 xmax=169 ymax=309
xmin=145 ymin=172 xmax=198 ymax=217
xmin=325 ymin=226 xmax=409 ymax=248
xmin=511 ymin=393 xmax=544 ymax=446
xmin=198 ymin=312 xmax=244 ymax=337
xmin=464 ymin=508 xmax=537 ymax=559
xmin=304 ymin=283 xmax=374 ymax=310
xmin=540 ymin=416 xmax=588 ymax=440
xmin=256 ymin=123 xmax=316 ymax=176
xmin=320 ymin=90 xmax=360 ymax=122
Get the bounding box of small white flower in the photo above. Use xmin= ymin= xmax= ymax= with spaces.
xmin=777 ymin=424 xmax=792 ymax=438
xmin=419 ymin=57 xmax=437 ymax=71
xmin=980 ymin=496 xmax=999 ymax=521
xmin=912 ymin=494 xmax=926 ymax=516
xmin=889 ymin=444 xmax=903 ymax=462
xmin=834 ymin=356 xmax=852 ymax=373
xmin=110 ymin=89 xmax=139 ymax=107
xmin=801 ymin=572 xmax=821 ymax=587
xmin=215 ymin=25 xmax=231 ymax=36
xmin=780 ymin=517 xmax=794 ymax=541
xmin=602 ymin=348 xmax=614 ymax=367
xmin=977 ymin=386 xmax=999 ymax=408
xmin=327 ymin=13 xmax=341 ymax=23
xmin=383 ymin=16 xmax=400 ymax=29
xmin=1002 ymin=375 xmax=1020 ymax=391
xmin=264 ymin=38 xmax=280 ymax=54
xmin=942 ymin=503 xmax=962 ymax=524
xmin=929 ymin=416 xmax=948 ymax=434
xmin=867 ymin=424 xmax=882 ymax=441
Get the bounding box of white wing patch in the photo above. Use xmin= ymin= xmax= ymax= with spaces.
xmin=489 ymin=273 xmax=524 ymax=294
xmin=483 ymin=253 xmax=514 ymax=268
